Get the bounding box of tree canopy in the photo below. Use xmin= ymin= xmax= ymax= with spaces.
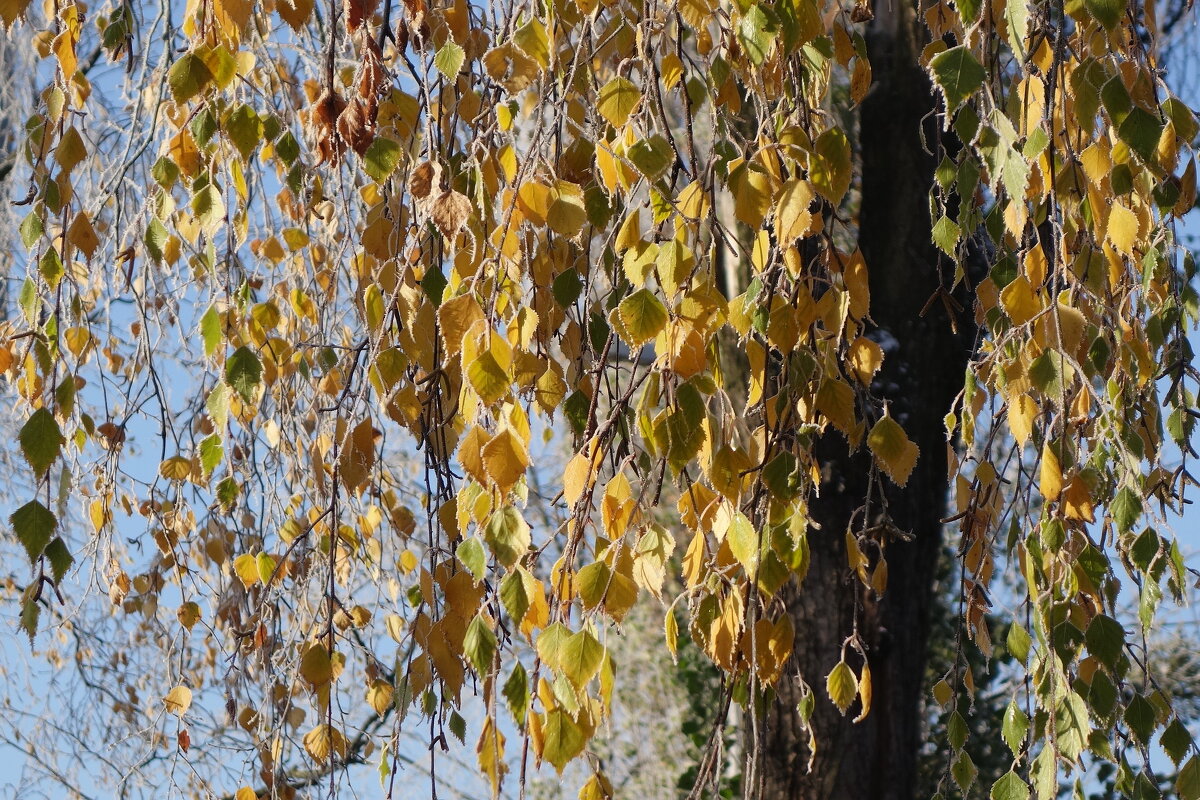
xmin=0 ymin=0 xmax=1199 ymax=796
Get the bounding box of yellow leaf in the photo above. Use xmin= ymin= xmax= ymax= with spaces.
xmin=233 ymin=553 xmax=259 ymax=587
xmin=867 ymin=413 xmax=920 ymax=487
xmin=1062 ymin=474 xmax=1096 ymax=522
xmin=546 ymin=182 xmax=588 ymax=238
xmin=159 ymin=455 xmax=193 ymax=481
xmin=67 ymin=212 xmax=99 ymax=258
xmin=815 ymin=378 xmax=856 ymax=436
xmin=164 ymin=685 xmax=193 ymax=716
xmin=300 ymin=642 xmax=344 ymax=688
xmin=366 ymin=679 xmax=394 ymax=714
xmin=1040 ymin=443 xmax=1063 ymax=502
xmin=1008 ymin=393 xmax=1037 ymax=448
xmin=178 ymin=602 xmax=201 ymax=630
xmin=235 ymin=788 xmax=257 ymax=800
xmin=476 ymin=717 xmax=507 ymax=796
xmin=213 ymin=0 xmax=253 ymax=41
xmin=660 ymin=52 xmax=684 ymax=89
xmin=616 ymin=288 xmax=669 ymax=347
xmin=597 ymin=77 xmax=641 ymax=129
xmin=665 ymin=610 xmax=679 ymax=662
xmin=1106 ymin=202 xmax=1140 ymax=256
xmin=0 ymin=0 xmax=34 ymax=28
xmin=1000 ymin=275 xmax=1041 ymax=325
xmin=303 ymin=724 xmax=348 ymax=762
xmin=482 ymin=428 xmax=530 ymax=494
xmin=826 ymin=661 xmax=857 ymax=715
xmin=276 ymin=0 xmax=313 ymax=27
xmin=842 ymin=249 xmax=870 ymax=321
xmin=853 ymin=663 xmax=873 ymax=723
xmin=810 ymin=127 xmax=852 ymax=205
xmin=677 ymin=180 xmax=709 ymax=221
xmin=458 ymin=425 xmax=490 ymax=486
xmin=775 ymin=179 xmax=816 ymax=243
xmin=848 ymin=336 xmax=883 ymax=385
xmin=563 ymin=450 xmax=596 ymax=507
xmin=438 ymin=293 xmax=485 ymax=358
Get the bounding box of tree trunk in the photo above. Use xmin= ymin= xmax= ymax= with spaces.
xmin=755 ymin=3 xmax=976 ymax=798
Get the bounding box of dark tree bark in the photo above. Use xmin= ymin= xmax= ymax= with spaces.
xmin=755 ymin=3 xmax=978 ymax=799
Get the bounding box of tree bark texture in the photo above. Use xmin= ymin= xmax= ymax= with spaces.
xmin=755 ymin=3 xmax=977 ymax=799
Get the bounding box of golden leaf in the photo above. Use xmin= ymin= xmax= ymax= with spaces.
xmin=867 ymin=413 xmax=920 ymax=487
xmin=164 ymin=685 xmax=193 ymax=716
xmin=482 ymin=428 xmax=530 ymax=494
xmin=826 ymin=661 xmax=857 ymax=715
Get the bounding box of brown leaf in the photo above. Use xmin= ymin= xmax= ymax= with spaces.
xmin=344 ymin=0 xmax=378 ymax=33
xmin=357 ymin=36 xmax=387 ymax=99
xmin=336 ymin=96 xmax=376 ymax=156
xmin=409 ymin=161 xmax=442 ymax=202
xmin=178 ymin=728 xmax=191 ymax=753
xmin=430 ymin=190 xmax=472 ymax=239
xmin=306 ymin=89 xmax=347 ymax=165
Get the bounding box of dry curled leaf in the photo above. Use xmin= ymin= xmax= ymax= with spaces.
xmin=430 ymin=190 xmax=472 ymax=239
xmin=337 ymin=96 xmax=376 ymax=156
xmin=306 ymin=88 xmax=347 ymax=165
xmin=344 ymin=0 xmax=378 ymax=32
xmin=409 ymin=160 xmax=442 ymax=203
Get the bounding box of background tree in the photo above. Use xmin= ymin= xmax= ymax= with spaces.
xmin=0 ymin=0 xmax=1198 ymax=798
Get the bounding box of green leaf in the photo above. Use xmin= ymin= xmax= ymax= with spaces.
xmin=19 ymin=407 xmax=63 ymax=477
xmin=499 ymin=566 xmax=530 ymax=622
xmin=597 ymin=77 xmax=641 ymax=129
xmin=616 ymin=288 xmax=668 ymax=347
xmin=144 ymin=218 xmax=170 ymax=263
xmin=434 ymin=40 xmax=465 ymax=80
xmin=1085 ymin=614 xmax=1125 ymax=669
xmin=1006 ymin=621 xmax=1032 ymax=662
xmin=990 ymin=771 xmax=1030 ymax=800
xmin=192 ymin=184 xmax=225 ymax=236
xmin=932 ymin=215 xmax=961 ymax=257
xmin=225 ymin=104 xmax=263 ymax=161
xmin=483 ymin=505 xmax=530 ymax=567
xmin=199 ymin=434 xmax=224 ymax=477
xmin=737 ymin=4 xmax=777 ymax=67
xmin=1054 ymin=691 xmax=1090 ymax=760
xmin=1085 ymin=0 xmax=1124 ymax=31
xmin=726 ymin=511 xmax=759 ymax=572
xmin=456 ymin=537 xmax=487 ymax=582
xmin=1002 ymin=700 xmax=1029 ymax=756
xmin=1124 ymin=693 xmax=1156 ymax=744
xmin=225 ymin=346 xmax=263 ymax=403
xmin=200 ymin=305 xmax=222 ymax=358
xmin=503 ymin=662 xmax=529 ymax=724
xmin=10 ymin=500 xmax=57 ymax=563
xmin=1161 ymin=719 xmax=1194 ymax=767
xmin=20 ymin=211 xmax=44 ymax=249
xmin=167 ymin=52 xmax=214 ymax=104
xmin=1110 ymin=486 xmax=1142 ymax=533
xmin=930 ymin=46 xmax=985 ymax=111
xmin=552 ymin=268 xmax=583 ymax=307
xmin=44 ymin=537 xmax=73 ymax=582
xmin=627 ymin=135 xmax=674 ymax=181
xmin=363 ymin=137 xmax=403 ymax=182
xmin=542 ymin=709 xmax=586 ymax=773
xmin=1179 ymin=756 xmax=1200 ymax=800
xmin=463 ymin=613 xmax=497 ymax=676
xmin=952 ymin=751 xmax=978 ymax=793
xmin=20 ymin=597 xmax=39 ymax=643
xmin=560 ymin=629 xmax=605 ymax=689
xmin=1118 ymin=107 xmax=1165 ymax=163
